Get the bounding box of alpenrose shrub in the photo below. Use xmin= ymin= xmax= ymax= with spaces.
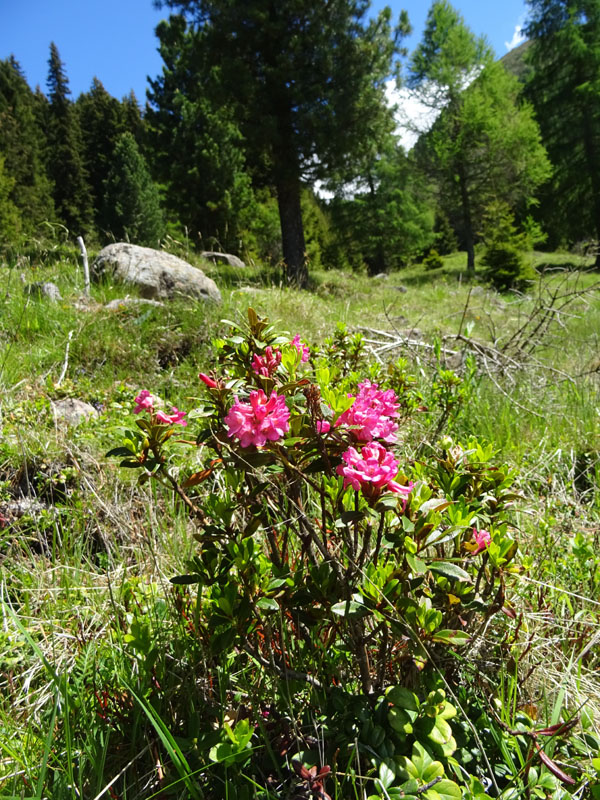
xmin=109 ymin=309 xmax=560 ymax=798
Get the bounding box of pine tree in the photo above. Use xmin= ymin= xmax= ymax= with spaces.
xmin=0 ymin=57 xmax=55 ymax=234
xmin=146 ymin=15 xmax=255 ymax=253
xmin=103 ymin=132 xmax=165 ymax=246
xmin=525 ymin=0 xmax=600 ymax=262
xmin=154 ymin=0 xmax=404 ymax=286
xmin=46 ymin=42 xmax=93 ymax=235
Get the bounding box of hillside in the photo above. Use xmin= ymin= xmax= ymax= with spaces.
xmin=0 ymin=242 xmax=599 ymax=798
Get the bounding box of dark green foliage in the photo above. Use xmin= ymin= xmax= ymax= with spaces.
xmin=156 ymin=0 xmax=405 ymax=285
xmin=525 ymin=0 xmax=600 ymax=261
xmin=0 ymin=57 xmax=55 ymax=235
xmin=433 ymin=211 xmax=458 ymax=255
xmin=410 ymin=2 xmax=550 ymax=273
xmin=482 ymin=243 xmax=537 ymax=291
xmin=146 ymin=16 xmax=255 ymax=255
xmin=77 ymin=78 xmax=144 ymax=234
xmin=0 ymin=156 xmax=20 ymax=242
xmin=355 ymin=144 xmax=434 ymax=273
xmin=481 ymin=201 xmax=537 ymax=290
xmin=423 ymin=248 xmax=444 ymax=270
xmin=45 ymin=43 xmax=94 ymax=235
xmin=103 ymin=132 xmax=165 ymax=246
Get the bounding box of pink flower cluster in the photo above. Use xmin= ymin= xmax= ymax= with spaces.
xmin=337 ymin=442 xmax=411 ymax=499
xmin=225 ymin=389 xmax=290 ymax=448
xmin=134 ymin=389 xmax=156 ymax=414
xmin=133 ymin=390 xmax=187 ymax=426
xmin=472 ymin=528 xmax=491 ymax=554
xmin=291 ymin=334 xmax=310 ymax=363
xmin=252 ymin=346 xmax=282 ymax=377
xmin=319 ymin=381 xmax=399 ymax=443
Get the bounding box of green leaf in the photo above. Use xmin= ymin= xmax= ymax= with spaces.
xmin=424 ymin=778 xmax=462 ymax=800
xmin=386 ymin=686 xmax=420 ymax=711
xmin=430 ymin=630 xmax=470 ymax=645
xmin=106 ymin=446 xmax=135 ymax=458
xmin=256 ymin=597 xmax=279 ymax=612
xmin=331 ymin=599 xmax=368 ymax=618
xmin=388 ymin=706 xmax=414 ymax=735
xmin=429 ymin=562 xmax=472 ymax=582
xmin=406 ymin=553 xmax=428 ymax=574
xmin=378 ymin=761 xmax=396 ymax=790
xmin=419 ymin=498 xmax=452 ymax=515
xmin=119 ymin=458 xmax=142 ymax=468
xmin=170 ymin=574 xmax=203 ymax=585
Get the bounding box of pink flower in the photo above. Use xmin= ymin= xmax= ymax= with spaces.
xmin=252 ymin=346 xmax=282 ymax=377
xmin=225 ymin=390 xmax=290 ymax=448
xmin=199 ymin=372 xmax=218 ymax=389
xmin=291 ymin=334 xmax=310 ymax=363
xmin=134 ymin=390 xmax=155 ymax=414
xmin=316 ymin=420 xmax=331 ymax=434
xmin=472 ymin=528 xmax=491 ymax=554
xmin=336 ymin=381 xmax=399 ymax=443
xmin=155 ymin=407 xmax=187 ymax=426
xmin=337 ymin=442 xmax=404 ymax=498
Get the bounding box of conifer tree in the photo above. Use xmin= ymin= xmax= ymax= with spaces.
xmin=103 ymin=132 xmax=165 ymax=246
xmin=0 ymin=57 xmax=55 ymax=234
xmin=154 ymin=0 xmax=405 ymax=286
xmin=146 ymin=15 xmax=255 ymax=253
xmin=409 ymin=1 xmax=550 ymax=272
xmin=0 ymin=156 xmax=20 ymax=243
xmin=77 ymin=78 xmax=143 ymax=233
xmin=525 ymin=0 xmax=600 ymax=262
xmin=46 ymin=42 xmax=93 ymax=235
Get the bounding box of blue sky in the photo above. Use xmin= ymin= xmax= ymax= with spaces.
xmin=0 ymin=0 xmax=528 ymax=103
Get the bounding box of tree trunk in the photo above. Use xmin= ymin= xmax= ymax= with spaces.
xmin=457 ymin=159 xmax=475 ymax=274
xmin=580 ymin=102 xmax=600 ymax=270
xmin=276 ymin=175 xmax=308 ymax=287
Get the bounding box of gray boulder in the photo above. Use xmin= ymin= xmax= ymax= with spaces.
xmin=201 ymin=250 xmax=245 ymax=268
xmin=51 ymin=398 xmax=99 ymax=426
xmin=92 ymin=243 xmax=221 ymax=303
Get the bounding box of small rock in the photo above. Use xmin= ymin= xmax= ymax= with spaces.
xmin=25 ymin=282 xmax=62 ymax=302
xmin=105 ymin=297 xmax=165 ymax=311
xmin=51 ymin=398 xmax=99 ymax=426
xmin=393 ymin=285 xmax=408 ymax=293
xmin=201 ymin=251 xmax=245 ymax=268
xmin=0 ymin=497 xmax=53 ymax=522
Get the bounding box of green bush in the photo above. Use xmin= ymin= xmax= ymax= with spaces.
xmin=423 ymin=248 xmax=444 ymax=270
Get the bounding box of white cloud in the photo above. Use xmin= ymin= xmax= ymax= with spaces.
xmin=387 ymin=81 xmax=441 ymax=150
xmin=505 ymin=18 xmax=526 ymax=51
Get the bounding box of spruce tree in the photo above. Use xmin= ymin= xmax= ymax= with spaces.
xmin=103 ymin=132 xmax=165 ymax=246
xmin=0 ymin=57 xmax=55 ymax=234
xmin=77 ymin=78 xmax=143 ymax=233
xmin=525 ymin=0 xmax=600 ymax=262
xmin=46 ymin=42 xmax=93 ymax=235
